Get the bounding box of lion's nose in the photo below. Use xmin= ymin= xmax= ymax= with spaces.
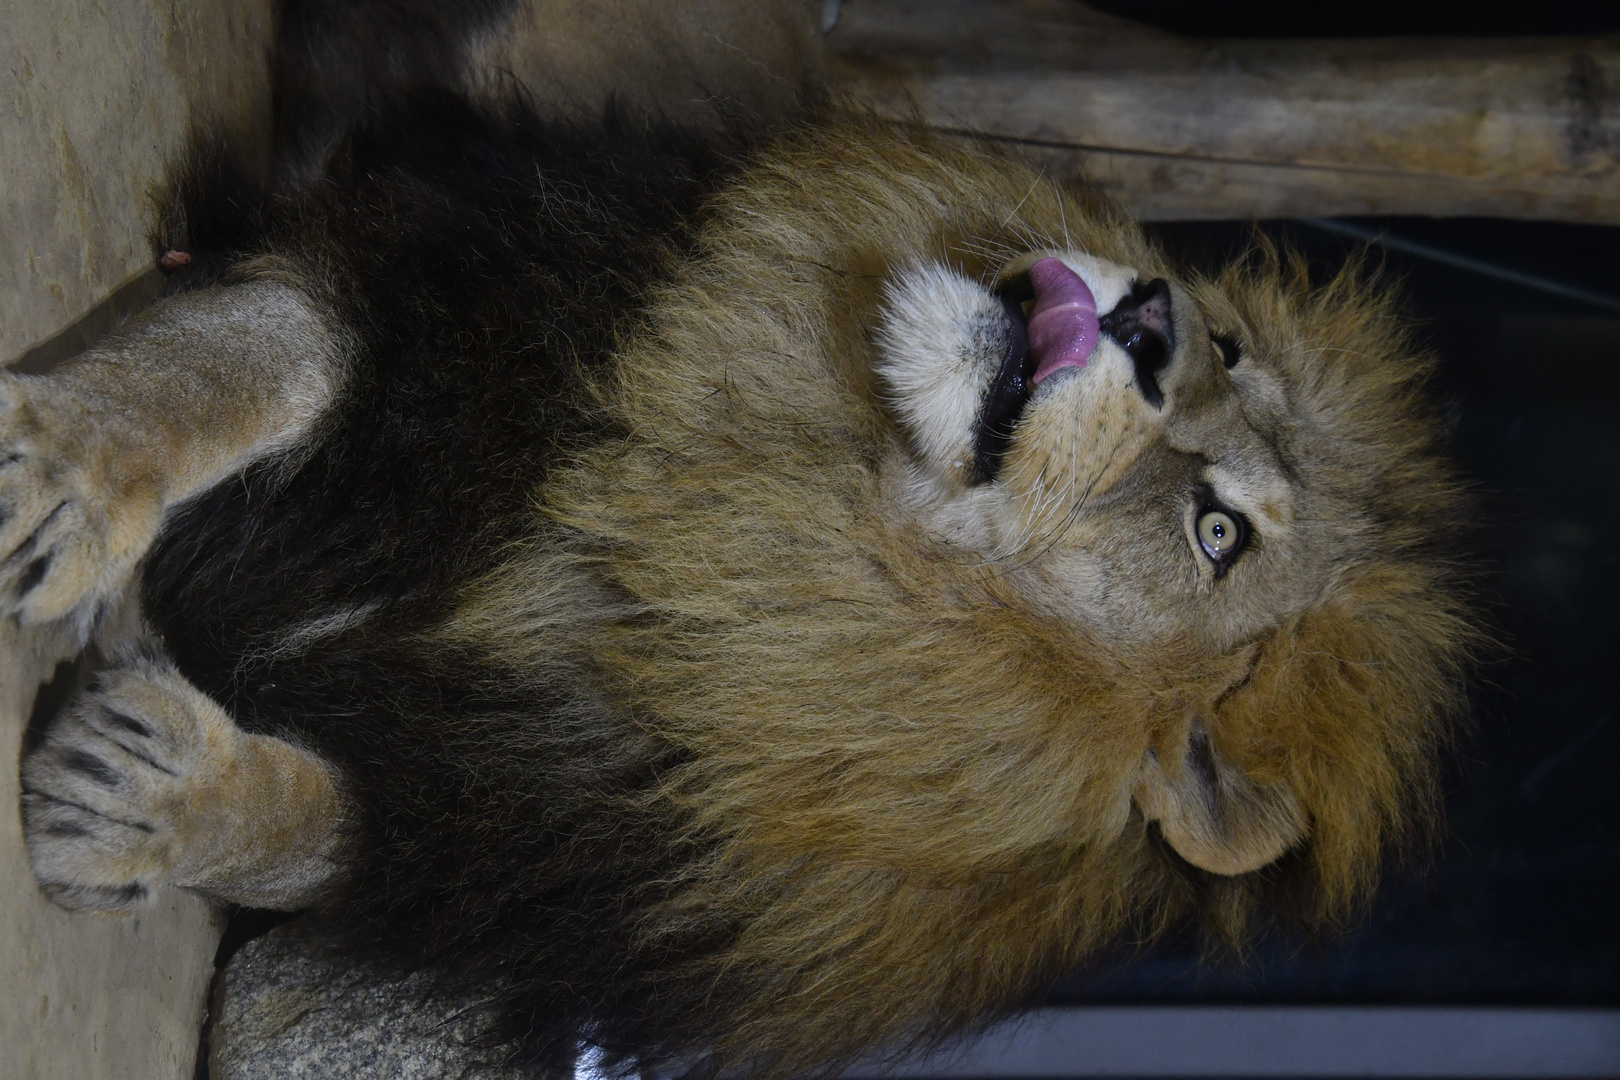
xmin=1099 ymin=278 xmax=1174 ymax=408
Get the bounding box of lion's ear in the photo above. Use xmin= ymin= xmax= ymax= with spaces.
xmin=1133 ymin=721 xmax=1307 ymax=876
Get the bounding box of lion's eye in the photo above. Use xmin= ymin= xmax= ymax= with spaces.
xmin=1195 ymin=504 xmax=1247 ymax=571
xmin=1199 ymin=510 xmax=1239 ymax=553
xmin=1211 ymin=333 xmax=1242 ymax=369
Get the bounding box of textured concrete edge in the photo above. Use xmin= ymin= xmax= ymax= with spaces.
xmin=7 ymin=265 xmax=169 ymax=373
xmin=2 ymin=181 xmax=217 ymax=1080
xmin=845 ymin=1005 xmax=1620 ymax=1079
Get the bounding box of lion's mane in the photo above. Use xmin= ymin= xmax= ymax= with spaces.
xmin=145 ymin=100 xmax=1474 ymax=1076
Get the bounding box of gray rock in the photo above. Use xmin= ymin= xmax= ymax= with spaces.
xmin=209 ymin=918 xmax=529 ymax=1080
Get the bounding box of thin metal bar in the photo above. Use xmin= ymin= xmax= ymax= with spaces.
xmin=1296 ymin=217 xmax=1620 ymax=315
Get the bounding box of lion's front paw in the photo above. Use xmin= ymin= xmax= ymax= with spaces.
xmin=0 ymin=373 xmax=162 ymax=627
xmin=20 ymin=665 xmax=226 ymax=912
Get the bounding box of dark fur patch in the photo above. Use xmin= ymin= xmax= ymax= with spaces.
xmin=273 ymin=0 xmax=521 ymax=181
xmin=16 ymin=552 xmax=52 ymax=598
xmin=144 ymin=92 xmax=743 ymax=1074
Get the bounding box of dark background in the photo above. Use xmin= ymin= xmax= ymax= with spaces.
xmin=1085 ymin=0 xmax=1620 ymax=37
xmin=1047 ymin=0 xmax=1620 ymax=1008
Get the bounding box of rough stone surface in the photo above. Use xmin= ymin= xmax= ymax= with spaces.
xmin=210 ymin=919 xmax=526 ymax=1080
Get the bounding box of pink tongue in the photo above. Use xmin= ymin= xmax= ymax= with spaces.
xmin=1026 ymin=257 xmax=1099 ymax=385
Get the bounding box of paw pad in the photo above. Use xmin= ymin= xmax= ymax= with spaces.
xmin=20 ymin=666 xmax=210 ymax=911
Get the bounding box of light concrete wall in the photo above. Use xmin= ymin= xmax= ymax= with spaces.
xmin=1 ymin=0 xmax=275 ymax=362
xmin=0 ymin=623 xmax=229 ymax=1080
xmin=3 ymin=1 xmax=274 ymax=1077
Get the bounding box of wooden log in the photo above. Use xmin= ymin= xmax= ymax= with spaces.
xmin=825 ymin=0 xmax=1620 ymax=222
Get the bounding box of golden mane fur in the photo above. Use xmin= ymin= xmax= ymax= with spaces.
xmin=445 ymin=119 xmax=1477 ymax=1072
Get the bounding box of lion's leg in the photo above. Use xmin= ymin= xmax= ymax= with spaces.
xmin=11 ymin=275 xmax=355 ymax=910
xmin=22 ymin=613 xmax=358 ymax=912
xmin=0 ymin=276 xmax=343 ymax=631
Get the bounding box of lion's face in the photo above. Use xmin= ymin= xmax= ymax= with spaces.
xmin=877 ymin=251 xmax=1335 ymax=654
xmin=867 ymin=233 xmax=1468 ymax=878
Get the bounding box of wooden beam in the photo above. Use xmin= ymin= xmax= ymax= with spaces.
xmin=825 ymin=0 xmax=1620 ymax=222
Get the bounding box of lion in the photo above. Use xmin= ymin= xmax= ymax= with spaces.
xmin=11 ymin=8 xmax=1473 ymax=1077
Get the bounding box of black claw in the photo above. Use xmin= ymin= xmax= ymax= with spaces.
xmin=5 ymin=500 xmax=66 ymax=565
xmin=103 ymin=709 xmax=153 ymax=739
xmin=44 ymin=819 xmax=92 ymax=838
xmin=50 ymin=882 xmax=149 ymax=908
xmin=15 ymin=551 xmax=52 ymax=597
xmin=98 ymin=723 xmax=176 ymax=776
xmin=24 ymin=793 xmax=155 ymax=834
xmin=61 ymin=748 xmax=120 ymax=787
xmin=109 ymin=882 xmax=149 ymax=904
